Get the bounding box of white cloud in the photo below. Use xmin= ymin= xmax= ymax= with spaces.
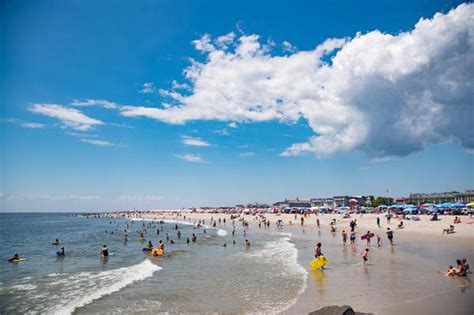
xmin=181 ymin=135 xmax=210 ymax=146
xmin=282 ymin=41 xmax=297 ymax=53
xmin=81 ymin=138 xmax=125 ymax=147
xmin=240 ymin=152 xmax=256 ymax=157
xmin=119 ymin=195 xmax=164 ymax=201
xmin=116 ymin=4 xmax=473 ymax=158
xmin=6 ymin=118 xmax=45 ymax=129
xmin=171 ymin=80 xmax=190 ymax=90
xmin=174 ymin=153 xmax=208 ymax=163
xmin=214 ymin=128 xmax=230 ymax=136
xmin=140 ymin=82 xmax=155 ymax=94
xmin=71 ymin=99 xmax=118 ymax=109
xmin=29 ymin=104 xmax=103 ymax=131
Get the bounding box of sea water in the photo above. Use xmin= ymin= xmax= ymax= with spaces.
xmin=0 ymin=213 xmax=307 ymax=314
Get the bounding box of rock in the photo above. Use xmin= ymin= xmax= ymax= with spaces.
xmin=308 ymin=305 xmax=373 ymax=315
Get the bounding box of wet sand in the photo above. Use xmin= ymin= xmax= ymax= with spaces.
xmin=136 ymin=212 xmax=474 ymax=314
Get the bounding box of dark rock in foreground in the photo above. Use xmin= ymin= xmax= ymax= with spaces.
xmin=309 ymin=305 xmax=373 ymax=315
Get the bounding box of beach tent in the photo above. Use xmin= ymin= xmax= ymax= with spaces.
xmin=437 ymin=202 xmax=453 ymax=209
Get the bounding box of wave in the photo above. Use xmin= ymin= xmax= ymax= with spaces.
xmin=217 ymin=229 xmax=228 ymax=236
xmin=53 ymin=259 xmax=161 ymax=315
xmin=240 ymin=236 xmax=308 ymax=313
xmin=1 ymin=260 xmax=161 ymax=315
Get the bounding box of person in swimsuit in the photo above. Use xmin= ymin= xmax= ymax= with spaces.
xmin=386 ymin=228 xmax=394 ymax=245
xmin=52 ymin=239 xmax=60 ymax=245
xmin=350 ymin=231 xmax=356 ymax=245
xmin=57 ymin=246 xmax=65 ymax=256
xmin=8 ymin=253 xmax=20 ymax=262
xmin=100 ymin=245 xmax=109 ymax=257
xmin=314 ymin=242 xmax=323 ymax=258
xmin=245 ymin=239 xmax=251 ymax=248
xmin=342 ymin=230 xmax=347 ymax=245
xmin=362 ymin=248 xmax=369 ymax=264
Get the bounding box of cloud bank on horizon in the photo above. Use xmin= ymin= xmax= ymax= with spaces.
xmin=32 ymin=3 xmax=474 ymax=159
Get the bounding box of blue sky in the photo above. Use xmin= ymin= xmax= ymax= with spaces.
xmin=1 ymin=0 xmax=473 ymax=212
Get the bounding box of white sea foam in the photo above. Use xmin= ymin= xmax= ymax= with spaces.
xmin=217 ymin=229 xmax=228 ymax=236
xmin=242 ymin=236 xmax=307 ymax=314
xmin=11 ymin=283 xmax=37 ymax=291
xmin=52 ymin=259 xmax=161 ymax=315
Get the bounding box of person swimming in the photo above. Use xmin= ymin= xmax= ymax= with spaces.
xmin=100 ymin=245 xmax=109 ymax=257
xmin=8 ymin=253 xmax=20 ymax=262
xmin=52 ymin=239 xmax=59 ymax=245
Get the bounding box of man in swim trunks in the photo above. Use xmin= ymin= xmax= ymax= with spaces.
xmin=58 ymin=246 xmax=65 ymax=256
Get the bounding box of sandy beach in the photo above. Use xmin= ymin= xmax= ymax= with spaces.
xmin=133 ymin=211 xmax=474 ymax=314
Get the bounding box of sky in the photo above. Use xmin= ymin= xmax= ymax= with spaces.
xmin=1 ymin=0 xmax=473 ymax=212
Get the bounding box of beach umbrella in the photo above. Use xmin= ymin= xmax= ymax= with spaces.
xmin=467 ymin=202 xmax=474 ymax=208
xmin=451 ymin=203 xmax=465 ymax=209
xmin=421 ymin=202 xmax=433 ymax=207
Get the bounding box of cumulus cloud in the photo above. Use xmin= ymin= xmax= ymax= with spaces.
xmin=29 ymin=104 xmax=103 ymax=131
xmin=116 ymin=4 xmax=473 ymax=158
xmin=140 ymin=82 xmax=155 ymax=94
xmin=174 ymin=153 xmax=208 ymax=163
xmin=70 ymin=99 xmax=118 ymax=109
xmin=181 ymin=135 xmax=210 ymax=146
xmin=282 ymin=41 xmax=297 ymax=53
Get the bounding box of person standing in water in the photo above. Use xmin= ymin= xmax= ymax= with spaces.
xmin=245 ymin=239 xmax=251 ymax=248
xmin=100 ymin=245 xmax=109 ymax=257
xmin=350 ymin=231 xmax=356 ymax=245
xmin=362 ymin=248 xmax=369 ymax=264
xmin=342 ymin=230 xmax=348 ymax=246
xmin=386 ymin=228 xmax=394 ymax=246
xmin=314 ymin=242 xmax=323 ymax=258
xmin=57 ymin=246 xmax=65 ymax=256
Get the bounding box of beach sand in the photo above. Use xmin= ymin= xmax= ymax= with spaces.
xmin=136 ymin=212 xmax=474 ymax=314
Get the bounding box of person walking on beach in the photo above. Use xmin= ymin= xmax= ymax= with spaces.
xmin=316 ymin=218 xmax=320 ymax=228
xmin=376 ymin=217 xmax=381 ymax=228
xmin=301 ymin=216 xmax=304 ymax=226
xmin=362 ymin=248 xmax=369 ymax=264
xmin=377 ymin=235 xmax=382 ymax=247
xmin=342 ymin=230 xmax=347 ymax=245
xmin=386 ymin=228 xmax=394 ymax=246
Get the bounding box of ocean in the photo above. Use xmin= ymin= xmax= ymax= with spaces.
xmin=0 ymin=213 xmax=307 ymax=314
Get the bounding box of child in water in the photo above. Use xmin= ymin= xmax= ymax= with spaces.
xmin=362 ymin=248 xmax=369 ymax=264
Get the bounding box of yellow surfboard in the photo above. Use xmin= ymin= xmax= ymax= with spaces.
xmin=309 ymin=256 xmax=327 ymax=270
